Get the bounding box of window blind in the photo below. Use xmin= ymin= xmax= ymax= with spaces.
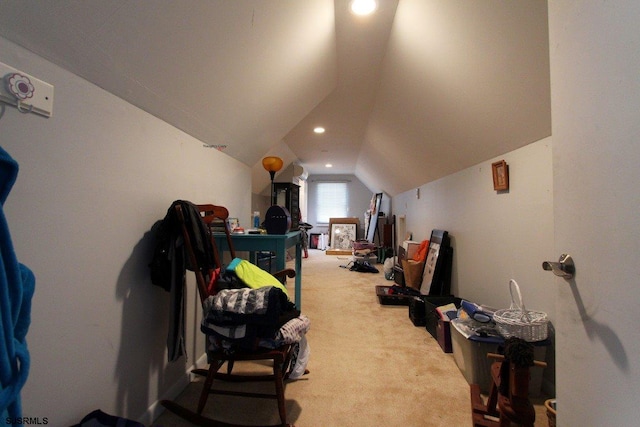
xmin=316 ymin=182 xmax=348 ymax=223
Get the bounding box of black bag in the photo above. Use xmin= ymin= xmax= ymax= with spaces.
xmin=349 ymin=260 xmax=379 ymax=273
xmin=72 ymin=410 xmax=144 ymax=427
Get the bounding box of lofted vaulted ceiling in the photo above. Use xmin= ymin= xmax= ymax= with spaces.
xmin=0 ymin=0 xmax=550 ymax=196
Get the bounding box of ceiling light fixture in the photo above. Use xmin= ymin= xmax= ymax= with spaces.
xmin=325 ymin=163 xmax=333 ymax=168
xmin=350 ymin=0 xmax=377 ymax=16
xmin=313 ymin=126 xmax=325 ymax=134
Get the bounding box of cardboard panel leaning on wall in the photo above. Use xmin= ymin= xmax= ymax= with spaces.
xmin=0 ymin=36 xmax=251 ymax=425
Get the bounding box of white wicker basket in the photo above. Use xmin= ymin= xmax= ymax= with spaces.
xmin=493 ymin=279 xmax=548 ymax=342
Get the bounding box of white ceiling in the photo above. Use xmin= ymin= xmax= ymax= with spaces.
xmin=0 ymin=0 xmax=550 ymax=196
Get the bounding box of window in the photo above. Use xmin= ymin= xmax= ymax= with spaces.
xmin=316 ymin=182 xmax=348 ymax=223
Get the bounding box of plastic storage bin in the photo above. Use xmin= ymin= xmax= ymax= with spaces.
xmin=451 ymin=321 xmax=502 ymax=393
xmin=450 ymin=320 xmax=547 ymax=396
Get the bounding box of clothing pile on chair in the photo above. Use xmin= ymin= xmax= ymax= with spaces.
xmin=201 ymin=258 xmax=311 ymax=379
xmin=150 ymin=200 xmax=310 ymax=374
xmin=156 ymin=201 xmax=311 ymax=425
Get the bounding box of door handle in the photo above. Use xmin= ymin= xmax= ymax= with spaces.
xmin=542 ymin=254 xmax=575 ymax=280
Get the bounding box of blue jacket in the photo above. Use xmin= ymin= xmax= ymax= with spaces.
xmin=0 ymin=146 xmax=35 ymax=424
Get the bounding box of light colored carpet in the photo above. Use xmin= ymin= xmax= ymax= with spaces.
xmin=153 ymin=249 xmax=550 ymax=426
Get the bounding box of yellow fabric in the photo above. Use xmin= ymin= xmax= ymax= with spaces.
xmin=228 ymin=258 xmax=288 ymax=295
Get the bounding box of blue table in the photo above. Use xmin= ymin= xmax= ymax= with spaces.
xmin=212 ymin=231 xmax=303 ymax=309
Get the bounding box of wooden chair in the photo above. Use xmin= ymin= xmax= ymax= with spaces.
xmin=196 ymin=204 xmax=293 ymax=278
xmin=470 ymin=352 xmax=547 ymax=427
xmin=196 ymin=204 xmax=236 ymax=261
xmin=161 ymin=203 xmax=301 ymax=427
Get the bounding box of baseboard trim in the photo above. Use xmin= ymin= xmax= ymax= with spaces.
xmin=140 ymin=352 xmax=209 ymax=425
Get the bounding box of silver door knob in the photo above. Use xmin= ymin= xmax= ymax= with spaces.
xmin=542 ymin=254 xmax=575 ymax=280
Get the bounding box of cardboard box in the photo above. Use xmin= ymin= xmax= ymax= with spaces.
xmin=402 ymin=240 xmax=421 ymax=260
xmin=401 ymin=259 xmax=425 ymax=289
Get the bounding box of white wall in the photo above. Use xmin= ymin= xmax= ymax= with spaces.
xmin=0 ymin=37 xmax=251 ymax=425
xmin=393 ymin=138 xmax=554 ymax=311
xmin=306 ymin=174 xmax=377 ymax=238
xmin=393 ymin=137 xmax=555 ymax=392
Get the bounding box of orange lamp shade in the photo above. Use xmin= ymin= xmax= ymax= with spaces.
xmin=262 ymin=156 xmax=283 ymax=173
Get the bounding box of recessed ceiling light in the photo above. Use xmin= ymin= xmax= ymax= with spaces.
xmin=314 ymin=127 xmax=325 ymax=134
xmin=325 ymin=163 xmax=333 ymax=168
xmin=350 ymin=0 xmax=377 ymax=16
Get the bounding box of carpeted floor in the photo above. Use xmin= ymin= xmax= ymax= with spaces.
xmin=153 ymin=249 xmax=550 ymax=427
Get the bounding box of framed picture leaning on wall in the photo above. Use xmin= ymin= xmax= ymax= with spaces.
xmin=327 ymin=217 xmax=360 ymax=255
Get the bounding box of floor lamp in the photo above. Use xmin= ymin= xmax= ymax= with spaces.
xmin=261 ymin=156 xmax=284 ymax=266
xmin=262 ymin=156 xmax=283 ymax=205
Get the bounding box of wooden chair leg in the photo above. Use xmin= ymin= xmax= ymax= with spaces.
xmin=273 ymin=355 xmax=287 ymax=426
xmin=198 ymin=360 xmax=224 ymax=414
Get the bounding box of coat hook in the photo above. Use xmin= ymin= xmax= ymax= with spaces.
xmin=542 ymin=254 xmax=575 ymax=280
